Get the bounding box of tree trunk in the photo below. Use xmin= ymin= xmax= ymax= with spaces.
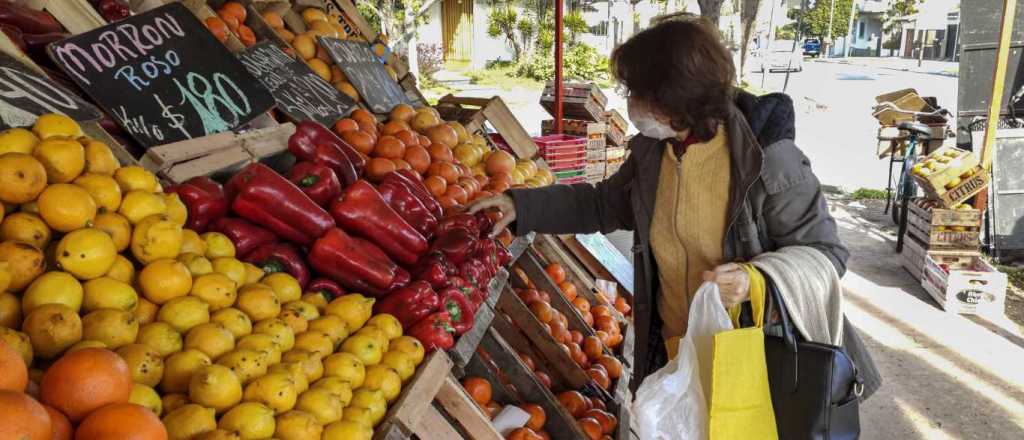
xmin=698 ymin=0 xmax=724 ymax=24
xmin=404 ymin=0 xmax=418 ymax=77
xmin=738 ymin=0 xmax=761 ymax=81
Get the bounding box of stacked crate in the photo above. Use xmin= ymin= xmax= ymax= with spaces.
xmin=533 ymin=135 xmax=587 ymax=184
xmin=540 ymin=83 xmax=630 ymax=184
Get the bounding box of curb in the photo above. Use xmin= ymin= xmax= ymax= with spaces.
xmin=813 ymin=59 xmax=958 ymax=78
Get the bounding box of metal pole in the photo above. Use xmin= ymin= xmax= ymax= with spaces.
xmin=917 ymin=28 xmax=925 ymax=67
xmin=783 ymin=0 xmax=809 ymax=92
xmin=760 ymin=0 xmax=778 ymax=88
xmin=843 ymin=0 xmax=857 ymax=57
xmin=554 ymin=0 xmax=564 ymax=134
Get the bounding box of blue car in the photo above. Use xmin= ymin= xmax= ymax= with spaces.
xmin=803 ymin=39 xmax=821 ymax=57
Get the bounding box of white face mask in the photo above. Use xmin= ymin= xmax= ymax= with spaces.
xmin=627 ymin=98 xmax=677 ymax=140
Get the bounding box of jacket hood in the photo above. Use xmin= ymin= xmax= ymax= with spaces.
xmin=734 ymin=90 xmax=796 ymax=147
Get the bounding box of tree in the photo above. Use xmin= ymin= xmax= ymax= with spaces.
xmin=883 ymin=0 xmax=916 ymax=49
xmin=698 ymin=0 xmax=726 ymax=25
xmin=738 ymin=0 xmax=762 ymax=81
xmin=488 ymin=6 xmax=524 ymax=61
xmin=787 ymin=0 xmax=854 ymax=41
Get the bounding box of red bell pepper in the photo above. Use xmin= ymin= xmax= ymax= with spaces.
xmin=167 ymin=176 xmax=228 ymax=232
xmin=430 ymin=227 xmax=479 ymax=265
xmin=243 ymin=242 xmax=310 ymax=287
xmin=407 ymin=312 xmax=455 ymax=353
xmin=307 ymin=278 xmax=344 ymax=301
xmin=437 ymin=213 xmax=482 ymax=237
xmin=379 ymin=173 xmax=438 ymax=239
xmin=474 ymin=211 xmax=495 ymax=239
xmin=288 ymin=161 xmax=341 ymax=207
xmin=288 ymin=121 xmax=364 ymax=186
xmin=374 ymin=281 xmax=440 ymax=329
xmin=208 ymin=217 xmax=277 ymax=258
xmin=474 ymin=239 xmax=500 ymax=272
xmin=412 ymin=252 xmax=455 ymax=290
xmin=439 ymin=288 xmax=475 ymax=335
xmin=93 ymin=0 xmax=130 ymax=22
xmin=495 ymin=242 xmax=512 ymax=267
xmin=227 ymin=163 xmax=335 ymax=246
xmin=450 ymin=276 xmax=485 ymax=310
xmin=459 ymin=257 xmax=491 ymax=288
xmin=309 ymin=228 xmax=410 ymax=296
xmin=329 ymin=180 xmax=428 ymax=266
xmin=393 ymin=169 xmax=443 ymax=219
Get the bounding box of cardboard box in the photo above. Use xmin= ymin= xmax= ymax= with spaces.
xmin=921 ymin=255 xmax=1007 ymax=315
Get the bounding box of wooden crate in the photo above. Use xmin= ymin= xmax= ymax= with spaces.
xmin=559 ymin=234 xmax=635 ymax=301
xmin=541 ymin=82 xmax=607 ymax=122
xmin=910 ymin=147 xmax=987 ymax=208
xmin=448 ymin=298 xmax=496 ymax=378
xmin=532 ymin=234 xmax=628 ymax=325
xmin=921 ymin=254 xmax=1008 ymax=315
xmin=902 ymin=233 xmax=981 ymax=281
xmin=906 ymin=201 xmax=982 ymax=249
xmin=435 ymin=95 xmax=539 ymax=160
xmin=22 ymin=0 xmax=107 ymax=35
xmin=603 ymin=110 xmax=628 ymax=147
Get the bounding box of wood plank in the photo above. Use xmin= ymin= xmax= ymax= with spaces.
xmin=449 ymin=303 xmax=495 ymax=377
xmin=44 ymin=0 xmax=106 ymax=34
xmin=483 ymin=268 xmax=509 ymax=310
xmin=562 ymin=234 xmax=635 ymax=299
xmin=534 ymin=234 xmax=627 ymax=325
xmin=163 ymin=145 xmax=253 ymax=183
xmin=507 ymin=233 xmax=535 ymax=264
xmin=412 ymin=405 xmax=464 ymax=440
xmin=371 ymin=420 xmax=409 ymax=440
xmin=379 ymin=350 xmax=453 ymax=433
xmin=518 ymin=249 xmax=598 ymax=340
xmin=488 ymin=310 xmax=569 ymax=392
xmin=435 ymin=374 xmax=504 ymax=440
xmin=141 ymin=122 xmax=292 ymax=171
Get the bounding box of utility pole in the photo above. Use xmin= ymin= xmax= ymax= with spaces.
xmin=760 ymin=0 xmax=779 ymax=88
xmin=826 ymin=0 xmax=836 ymax=56
xmin=917 ymin=28 xmax=926 ymax=67
xmin=843 ymin=0 xmax=858 ymax=57
xmin=782 ymin=0 xmax=808 ymax=91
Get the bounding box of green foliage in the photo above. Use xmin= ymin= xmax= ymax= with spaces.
xmin=787 ymin=0 xmax=855 ymax=40
xmin=515 ymin=43 xmax=609 ymax=82
xmin=564 ymin=11 xmax=589 ymax=45
xmin=775 ymin=24 xmax=797 ymax=40
xmin=357 ymin=3 xmax=383 ymax=35
xmin=851 ymin=188 xmax=888 ymax=200
xmin=884 ymin=0 xmax=917 ymax=34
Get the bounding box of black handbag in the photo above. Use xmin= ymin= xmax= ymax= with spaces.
xmin=763 ymin=275 xmax=863 ymax=440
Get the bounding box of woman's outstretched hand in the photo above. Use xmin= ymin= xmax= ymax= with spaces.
xmin=702 ymin=263 xmax=750 ymax=308
xmin=466 ymin=194 xmax=516 ymax=238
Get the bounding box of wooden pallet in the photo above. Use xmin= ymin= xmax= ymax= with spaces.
xmin=435 ymin=95 xmax=539 ymax=160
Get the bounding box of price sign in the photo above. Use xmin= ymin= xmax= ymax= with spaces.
xmin=0 ymin=51 xmax=101 ymax=129
xmin=47 ymin=3 xmax=274 ymax=148
xmin=317 ymin=36 xmax=409 ymax=114
xmin=237 ymin=41 xmax=357 ymax=126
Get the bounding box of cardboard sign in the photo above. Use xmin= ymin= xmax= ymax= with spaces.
xmin=238 ymin=41 xmax=357 ymax=126
xmin=47 ymin=3 xmax=274 ymax=148
xmin=317 ymin=36 xmax=409 ymax=114
xmin=0 ymin=51 xmax=101 ymax=129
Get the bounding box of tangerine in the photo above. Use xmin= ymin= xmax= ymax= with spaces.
xmin=340 ymin=130 xmax=374 ymax=156
xmin=0 ymin=390 xmax=50 ymax=440
xmin=334 ymin=118 xmax=359 ymax=133
xmin=75 ymin=402 xmax=168 ymax=440
xmin=373 ymin=136 xmax=406 ymax=159
xmin=365 ymin=158 xmax=397 ymax=182
xmin=41 ymin=347 xmax=133 ymax=422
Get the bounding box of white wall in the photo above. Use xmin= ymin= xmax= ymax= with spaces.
xmin=471 ymin=0 xmax=515 ymax=68
xmin=420 ymin=2 xmax=443 ymax=49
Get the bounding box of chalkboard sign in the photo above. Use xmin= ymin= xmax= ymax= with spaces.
xmin=317 ymin=37 xmax=410 ymax=114
xmin=47 ymin=3 xmax=275 ymax=148
xmin=237 ymin=42 xmax=356 ymax=127
xmin=0 ymin=51 xmax=101 ymax=129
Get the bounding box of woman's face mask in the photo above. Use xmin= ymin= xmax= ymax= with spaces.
xmin=627 ymin=97 xmax=677 ymax=140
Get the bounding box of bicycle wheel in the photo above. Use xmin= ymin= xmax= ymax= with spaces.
xmin=896 ymin=178 xmax=915 ymax=252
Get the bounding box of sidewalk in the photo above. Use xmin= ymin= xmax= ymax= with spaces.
xmin=815 ymin=56 xmax=959 ymax=78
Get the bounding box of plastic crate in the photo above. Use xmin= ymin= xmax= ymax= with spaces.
xmin=533 ymin=134 xmax=586 ymax=156
xmin=558 ymin=176 xmax=587 ymax=184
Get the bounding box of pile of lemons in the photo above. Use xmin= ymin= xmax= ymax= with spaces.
xmin=0 ymin=115 xmax=425 ymax=440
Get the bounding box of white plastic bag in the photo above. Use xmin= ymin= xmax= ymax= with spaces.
xmin=633 ymin=282 xmax=733 ymax=440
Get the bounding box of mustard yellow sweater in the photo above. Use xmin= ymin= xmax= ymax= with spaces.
xmin=650 ymin=128 xmax=731 ymax=359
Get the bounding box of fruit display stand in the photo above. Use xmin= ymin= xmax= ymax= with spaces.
xmin=532 ymin=234 xmax=628 ymax=325
xmin=434 ymin=95 xmax=540 ymax=161
xmin=901 ymin=199 xmax=984 ymax=280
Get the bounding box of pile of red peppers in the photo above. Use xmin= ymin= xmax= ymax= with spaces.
xmin=171 ymin=121 xmax=515 ymax=354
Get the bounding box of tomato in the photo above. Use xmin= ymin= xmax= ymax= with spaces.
xmin=204 ymin=17 xmax=229 ymax=43
xmin=461 ymin=377 xmax=492 ymax=406
xmin=521 ymin=403 xmax=546 ymax=431
xmin=545 ymin=263 xmax=566 ymax=284
xmin=556 ymin=391 xmax=587 ymax=418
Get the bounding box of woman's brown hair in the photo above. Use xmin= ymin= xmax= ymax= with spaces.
xmin=611 ymin=14 xmax=736 ymax=142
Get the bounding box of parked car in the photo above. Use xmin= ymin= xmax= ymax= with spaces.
xmin=760 ymin=41 xmax=804 ymax=73
xmin=803 ymin=38 xmax=822 ymax=57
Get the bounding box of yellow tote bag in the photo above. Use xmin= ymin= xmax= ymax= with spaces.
xmin=708 ymin=264 xmax=778 ymax=440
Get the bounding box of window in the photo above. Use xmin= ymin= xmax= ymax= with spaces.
xmin=858 ymin=21 xmax=866 ymax=38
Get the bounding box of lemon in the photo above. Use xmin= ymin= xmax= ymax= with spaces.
xmin=33 ymin=113 xmax=82 ymax=139
xmin=73 ymin=173 xmax=121 ymax=211
xmin=244 ymin=371 xmax=298 ymax=414
xmin=114 ymin=166 xmax=158 ymax=193
xmin=236 ymin=333 xmax=282 ymax=364
xmin=211 ymin=308 xmax=253 ymax=339
xmin=282 ymin=349 xmax=324 ymax=383
xmin=131 ymin=214 xmax=183 ymax=264
xmin=136 ymin=322 xmax=183 ymax=357
xmin=355 ymin=326 xmax=390 ymax=353
xmin=34 ymin=138 xmax=85 ymax=183
xmin=133 ymin=298 xmax=158 ymax=325
xmin=92 ymin=212 xmax=132 ymax=252
xmin=139 ymin=259 xmax=192 ymax=304
xmin=190 ymin=273 xmax=237 ymax=311
xmin=0 ymin=240 xmax=44 ymax=291
xmin=0 ymin=291 xmax=19 ymax=328
xmin=243 ymin=263 xmax=264 ymax=285
xmin=0 ymin=127 xmax=38 ymax=155
xmin=196 ymin=429 xmax=243 ymax=440
xmin=325 ymin=294 xmax=375 ymax=332
xmin=279 ymin=309 xmax=308 ymax=334
xmin=189 ymin=364 xmax=243 ymax=413
xmin=185 ymin=322 xmax=236 ymax=359
xmin=23 ymin=303 xmax=82 ymax=358
xmin=67 ymin=339 xmax=106 ymax=352
xmin=180 ymin=229 xmax=207 ymax=255
xmin=0 ymin=212 xmax=51 ymax=249
xmin=323 ymin=420 xmax=373 ymax=440
xmin=82 ymin=276 xmax=138 ymax=312
xmin=162 ymin=404 xmax=217 ymax=440
xmin=300 ymin=292 xmax=329 ymax=313
xmin=275 ymin=410 xmax=324 ymax=440
xmin=106 ymin=254 xmax=135 ymax=284
xmin=116 ymin=343 xmax=164 ymax=387
xmin=82 ymin=139 xmax=120 ymax=176
xmin=253 ymin=318 xmax=295 ymax=351
xmin=126 ymin=384 xmax=162 ymax=417
xmin=161 ymin=349 xmax=212 ymax=393
xmin=218 ymin=402 xmax=276 ymax=439
xmin=119 ymin=190 xmax=167 ymax=224
xmin=307 ymin=315 xmax=349 ymax=347
xmin=213 ymin=258 xmax=247 ymax=287
xmin=366 ymin=314 xmax=403 ymax=340
xmin=164 ymin=193 xmax=187 ymax=226
xmin=56 ymin=228 xmax=116 ymax=281
xmin=160 ymin=394 xmax=191 ymax=416
xmin=363 ymin=364 xmax=402 ymax=403
xmin=0 ymin=153 xmax=47 ymax=205
xmin=269 ymin=361 xmax=309 ymax=393
xmin=341 ymin=405 xmax=375 ymax=428
xmin=389 ymin=336 xmax=425 ymax=365
xmin=296 ymin=387 xmax=343 ymax=424
xmin=82 ymin=307 xmax=138 ymax=349
xmin=283 ymin=301 xmax=320 ymax=321
xmin=38 ymin=183 xmax=96 ymax=232
xmin=293 ymin=330 xmax=333 ymax=358
xmin=0 ymin=260 xmax=10 ymax=293
xmin=341 ymin=334 xmax=383 ymax=366
xmin=322 ymin=352 xmax=365 ymax=388
xmin=311 ymin=377 xmax=353 ymax=406
xmin=350 ymin=388 xmax=387 ymax=425
xmin=22 ymin=271 xmax=83 ymax=314
xmin=262 ymin=273 xmax=301 ymax=303
xmin=217 ymin=349 xmax=269 ymax=385
xmin=0 ymin=327 xmax=32 ymax=365
xmin=381 ymin=350 xmax=417 ymax=382
xmin=236 ymin=284 xmax=281 ymax=322
xmin=202 ymin=232 xmax=235 ymax=259
xmin=158 ymin=296 xmax=210 ymax=333
xmin=178 ymin=253 xmax=214 ymax=277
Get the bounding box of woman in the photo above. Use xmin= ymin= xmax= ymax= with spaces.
xmin=469 ymin=15 xmax=879 ymax=398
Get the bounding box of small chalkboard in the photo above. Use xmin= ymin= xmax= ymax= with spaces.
xmin=317 ymin=36 xmax=410 ymax=114
xmin=238 ymin=41 xmax=357 ymax=127
xmin=0 ymin=51 xmax=101 ymax=130
xmin=47 ymin=3 xmax=275 ymax=148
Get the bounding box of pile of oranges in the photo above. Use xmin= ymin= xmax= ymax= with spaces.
xmin=205 ymin=1 xmax=256 ymax=47
xmin=283 ymin=7 xmax=365 ymax=102
xmin=556 ymin=390 xmax=619 ymax=440
xmin=458 ymin=376 xmax=554 ymax=440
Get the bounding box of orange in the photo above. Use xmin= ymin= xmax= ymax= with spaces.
xmin=427 ymin=143 xmax=453 ymax=163
xmin=522 ymin=403 xmax=546 ymax=430
xmin=373 ymin=136 xmax=406 ymax=159
xmin=262 ymin=11 xmax=284 ymax=28
xmin=40 ymin=347 xmax=133 ymax=422
xmin=389 ymin=104 xmax=415 ymax=123
xmin=216 ymin=10 xmax=240 ymax=31
xmin=444 ymin=185 xmax=468 ymax=204
xmin=0 ymin=339 xmax=27 ymax=391
xmin=0 ymin=390 xmax=50 ymax=440
xmin=380 ymin=121 xmax=409 ymax=136
xmin=75 ymin=402 xmax=167 ymax=440
xmin=365 ymin=158 xmax=396 ymax=182
xmin=220 ymin=2 xmax=247 ymax=22
xmin=423 ymin=176 xmax=446 ymax=198
xmin=403 ymin=145 xmax=431 ymax=174
xmin=204 ymin=17 xmax=229 ymax=43
xmin=425 ymin=124 xmax=458 ymax=149
xmin=341 ymin=130 xmax=374 ymax=156
xmin=43 ymin=404 xmax=72 ymax=440
xmin=334 ymin=118 xmax=359 ymax=133
xmin=427 ymin=160 xmax=459 ymax=184
xmin=350 ymin=109 xmax=376 ymax=128
xmin=236 ymin=25 xmax=256 ymax=47
xmin=460 ymin=377 xmax=491 ymax=405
